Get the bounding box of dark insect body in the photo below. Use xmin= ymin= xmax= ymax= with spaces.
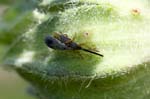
xmin=45 ymin=33 xmax=104 ymax=57
xmin=45 ymin=35 xmax=69 ymax=50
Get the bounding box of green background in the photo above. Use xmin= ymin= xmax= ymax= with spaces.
xmin=0 ymin=0 xmax=35 ymax=99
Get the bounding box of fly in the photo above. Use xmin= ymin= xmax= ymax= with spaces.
xmin=45 ymin=32 xmax=104 ymax=57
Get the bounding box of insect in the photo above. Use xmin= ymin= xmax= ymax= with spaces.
xmin=45 ymin=32 xmax=104 ymax=57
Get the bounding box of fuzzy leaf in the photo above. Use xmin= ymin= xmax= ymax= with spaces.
xmin=2 ymin=0 xmax=150 ymax=99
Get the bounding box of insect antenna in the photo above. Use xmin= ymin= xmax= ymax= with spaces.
xmin=81 ymin=48 xmax=104 ymax=57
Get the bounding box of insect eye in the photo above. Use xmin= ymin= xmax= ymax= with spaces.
xmin=45 ymin=36 xmax=54 ymax=45
xmin=47 ymin=39 xmax=53 ymax=44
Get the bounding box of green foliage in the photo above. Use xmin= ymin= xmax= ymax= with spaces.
xmin=0 ymin=0 xmax=38 ymax=45
xmin=1 ymin=0 xmax=150 ymax=99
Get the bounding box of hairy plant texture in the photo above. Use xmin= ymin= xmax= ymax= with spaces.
xmin=1 ymin=0 xmax=150 ymax=99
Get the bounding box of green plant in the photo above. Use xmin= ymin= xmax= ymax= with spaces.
xmin=1 ymin=0 xmax=150 ymax=99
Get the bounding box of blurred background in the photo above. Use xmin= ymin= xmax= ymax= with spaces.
xmin=0 ymin=68 xmax=35 ymax=99
xmin=0 ymin=0 xmax=36 ymax=99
